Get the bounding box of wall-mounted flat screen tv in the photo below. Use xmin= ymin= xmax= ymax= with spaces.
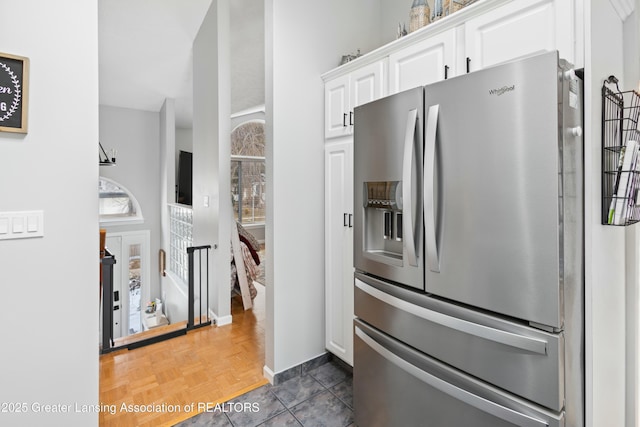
xmin=177 ymin=150 xmax=192 ymax=206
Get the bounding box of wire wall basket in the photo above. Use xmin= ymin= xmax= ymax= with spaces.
xmin=602 ymin=76 xmax=640 ymax=226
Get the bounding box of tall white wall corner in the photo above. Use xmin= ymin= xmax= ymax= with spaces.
xmin=609 ymin=0 xmax=635 ymax=21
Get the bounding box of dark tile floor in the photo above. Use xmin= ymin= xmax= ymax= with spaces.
xmin=174 ymin=360 xmax=354 ymax=427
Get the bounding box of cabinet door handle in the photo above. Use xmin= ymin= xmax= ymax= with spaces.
xmin=349 ymin=214 xmax=353 ymax=228
xmin=444 ymin=65 xmax=449 ymax=80
xmin=344 ymin=213 xmax=348 ymax=227
xmin=343 ymin=113 xmax=347 ymax=127
xmin=349 ymin=111 xmax=354 ymax=126
xmin=466 ymin=57 xmax=471 ymax=73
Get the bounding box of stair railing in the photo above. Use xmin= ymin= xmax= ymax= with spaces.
xmin=187 ymin=245 xmax=212 ymax=330
xmin=100 ymin=249 xmax=116 ymax=353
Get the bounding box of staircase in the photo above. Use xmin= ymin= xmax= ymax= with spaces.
xmin=100 ymin=246 xmax=213 ymax=354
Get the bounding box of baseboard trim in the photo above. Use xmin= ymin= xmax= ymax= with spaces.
xmin=264 ymin=352 xmax=333 ymax=385
xmin=211 ymin=309 xmax=232 ymax=326
xmin=263 ymin=365 xmax=275 ymax=384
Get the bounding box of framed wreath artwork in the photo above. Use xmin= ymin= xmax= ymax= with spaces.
xmin=0 ymin=52 xmax=29 ymax=133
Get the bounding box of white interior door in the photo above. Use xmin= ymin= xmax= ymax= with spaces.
xmin=105 ymin=230 xmax=151 ymax=338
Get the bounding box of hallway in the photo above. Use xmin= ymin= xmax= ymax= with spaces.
xmin=99 ymin=285 xmax=267 ymax=427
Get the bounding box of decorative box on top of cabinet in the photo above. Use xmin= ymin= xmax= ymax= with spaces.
xmin=324 ymin=60 xmax=386 ymax=139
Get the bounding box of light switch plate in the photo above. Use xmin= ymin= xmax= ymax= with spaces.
xmin=27 ymin=215 xmax=38 ymax=232
xmin=0 ymin=218 xmax=8 ymax=234
xmin=0 ymin=211 xmax=44 ymax=240
xmin=12 ymin=217 xmax=24 ymax=233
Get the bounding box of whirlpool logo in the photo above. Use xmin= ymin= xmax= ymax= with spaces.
xmin=489 ymin=85 xmax=515 ymax=96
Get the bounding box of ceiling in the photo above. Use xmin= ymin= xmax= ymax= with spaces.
xmin=98 ymin=0 xmax=213 ymax=128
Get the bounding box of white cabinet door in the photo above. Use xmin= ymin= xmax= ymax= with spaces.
xmin=325 ymin=141 xmax=354 ymax=365
xmin=464 ymin=0 xmax=575 ymax=72
xmin=325 ymin=60 xmax=386 ymax=139
xmin=350 ymin=60 xmax=386 ymax=110
xmin=325 ymin=74 xmax=350 ymax=139
xmin=388 ymin=28 xmax=457 ymax=94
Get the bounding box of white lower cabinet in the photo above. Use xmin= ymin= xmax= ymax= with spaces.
xmin=324 ymin=140 xmax=354 ymax=365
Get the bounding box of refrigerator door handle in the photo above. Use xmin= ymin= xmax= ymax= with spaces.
xmin=356 ymin=279 xmax=548 ymax=355
xmin=403 ymin=108 xmax=419 ymax=267
xmin=355 ymin=326 xmax=549 ymax=427
xmin=425 ymin=104 xmax=440 ymax=272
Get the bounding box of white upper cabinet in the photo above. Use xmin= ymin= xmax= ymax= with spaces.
xmin=325 ymin=74 xmax=351 ymax=139
xmin=325 ymin=60 xmax=386 ymax=139
xmin=351 ymin=60 xmax=386 ymax=110
xmin=464 ymin=0 xmax=575 ymax=72
xmin=323 ymin=0 xmax=578 ymax=109
xmin=388 ymin=27 xmax=458 ymax=94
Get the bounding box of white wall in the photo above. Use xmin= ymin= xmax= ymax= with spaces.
xmin=176 ymin=128 xmax=193 ymax=152
xmin=380 ymin=0 xmax=414 ymax=44
xmin=99 ymin=105 xmax=162 ymax=300
xmin=230 ymin=0 xmax=265 ymax=114
xmin=159 ymin=98 xmax=177 ymax=316
xmin=623 ymin=6 xmax=640 ymax=427
xmin=0 ymin=1 xmax=99 ymax=426
xmin=265 ymin=0 xmax=381 ymax=375
xmin=585 ymin=1 xmax=627 ymax=426
xmin=160 ymin=98 xmax=176 ymax=213
xmin=193 ymin=0 xmax=232 ymax=324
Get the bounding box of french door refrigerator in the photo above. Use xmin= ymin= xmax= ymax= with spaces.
xmin=353 ymin=50 xmax=584 ymax=427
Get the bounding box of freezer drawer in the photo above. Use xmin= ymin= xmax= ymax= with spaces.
xmin=355 ymin=273 xmax=564 ymax=411
xmin=354 ymin=320 xmax=564 ymax=427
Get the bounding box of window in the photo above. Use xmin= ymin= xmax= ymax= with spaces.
xmin=128 ymin=243 xmax=142 ymax=334
xmin=169 ymin=204 xmax=193 ymax=284
xmin=99 ymin=177 xmax=144 ymax=225
xmin=231 ymin=120 xmax=265 ymax=225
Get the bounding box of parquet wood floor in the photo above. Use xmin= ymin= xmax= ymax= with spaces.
xmin=99 ymin=284 xmax=267 ymax=427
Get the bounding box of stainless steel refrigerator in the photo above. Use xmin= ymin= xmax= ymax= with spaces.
xmin=353 ymin=51 xmax=584 ymax=426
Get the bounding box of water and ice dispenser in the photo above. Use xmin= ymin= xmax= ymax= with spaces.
xmin=353 ymin=85 xmax=424 ymax=289
xmin=363 ymin=181 xmax=404 ymax=261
